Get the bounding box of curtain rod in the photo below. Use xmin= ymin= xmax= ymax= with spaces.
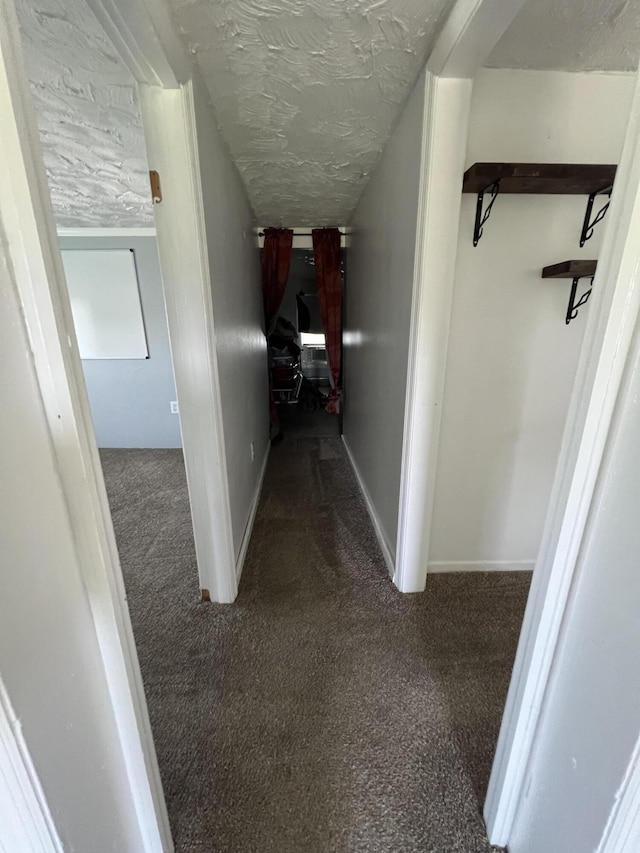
xmin=258 ymin=230 xmax=345 ymax=237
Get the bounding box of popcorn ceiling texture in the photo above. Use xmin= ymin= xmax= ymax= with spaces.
xmin=487 ymin=0 xmax=640 ymax=72
xmin=17 ymin=0 xmax=153 ymax=227
xmin=16 ymin=0 xmax=640 ymax=228
xmin=168 ymin=0 xmax=456 ymax=226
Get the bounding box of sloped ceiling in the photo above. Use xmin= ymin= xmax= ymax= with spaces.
xmin=168 ymin=0 xmax=456 ymax=226
xmin=19 ymin=0 xmax=639 ymax=229
xmin=17 ymin=0 xmax=153 ymax=227
xmin=487 ymin=0 xmax=640 ymax=72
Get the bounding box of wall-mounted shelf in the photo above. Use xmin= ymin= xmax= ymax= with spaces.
xmin=542 ymin=259 xmax=597 ymax=325
xmin=462 ymin=163 xmax=616 ymax=246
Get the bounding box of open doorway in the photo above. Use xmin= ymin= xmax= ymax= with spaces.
xmin=429 ymin=24 xmax=639 ymax=851
xmin=16 ymin=0 xmax=201 ymax=597
xmin=14 ymin=0 xmax=202 ymax=843
xmin=438 ymin=69 xmax=634 ymax=839
xmin=265 ymin=236 xmax=346 ymax=441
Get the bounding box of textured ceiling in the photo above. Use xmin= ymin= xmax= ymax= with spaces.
xmin=487 ymin=0 xmax=640 ymax=72
xmin=16 ymin=0 xmax=640 ymax=228
xmin=168 ymin=0 xmax=456 ymax=226
xmin=17 ymin=0 xmax=153 ymax=227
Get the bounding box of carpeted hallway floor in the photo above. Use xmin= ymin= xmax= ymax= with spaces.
xmin=100 ymin=412 xmax=530 ymax=853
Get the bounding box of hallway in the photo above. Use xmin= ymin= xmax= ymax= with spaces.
xmin=101 ymin=424 xmax=529 ymax=853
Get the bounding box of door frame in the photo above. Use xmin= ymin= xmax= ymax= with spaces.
xmin=0 ymin=0 xmax=172 ymax=848
xmin=381 ymin=0 xmax=640 ymax=840
xmin=394 ymin=0 xmax=529 ymax=594
xmin=484 ymin=69 xmax=640 ymax=846
xmin=138 ymin=79 xmax=238 ymax=602
xmin=0 ymin=677 xmax=63 ymax=853
xmin=87 ymin=0 xmax=239 ymax=603
xmin=391 ymin=1 xmax=640 ymax=844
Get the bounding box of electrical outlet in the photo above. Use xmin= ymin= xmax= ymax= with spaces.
xmin=170 ymin=401 xmax=179 ymax=415
xmin=250 ymin=441 xmax=255 ymax=462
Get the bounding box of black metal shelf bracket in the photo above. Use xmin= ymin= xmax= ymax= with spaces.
xmin=473 ymin=180 xmax=501 ymax=246
xmin=580 ymin=185 xmax=613 ymax=247
xmin=566 ymin=275 xmax=594 ymax=325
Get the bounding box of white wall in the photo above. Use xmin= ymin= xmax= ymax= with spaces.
xmin=508 ymin=299 xmax=640 ymax=852
xmin=429 ymin=69 xmax=635 ymax=571
xmin=59 ymin=232 xmax=181 ymax=449
xmin=343 ymin=71 xmax=427 ymax=561
xmin=191 ymin=76 xmax=269 ymax=559
xmin=0 ymin=228 xmax=144 ymax=850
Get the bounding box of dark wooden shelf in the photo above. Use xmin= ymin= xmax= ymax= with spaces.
xmin=463 ymin=163 xmax=616 ymax=195
xmin=542 ymin=260 xmax=597 ymax=279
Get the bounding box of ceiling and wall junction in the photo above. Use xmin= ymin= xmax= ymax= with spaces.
xmin=17 ymin=0 xmax=152 ymax=227
xmin=16 ymin=0 xmax=640 ymax=228
xmin=167 ymin=0 xmax=457 ymax=226
xmin=487 ymin=0 xmax=640 ymax=72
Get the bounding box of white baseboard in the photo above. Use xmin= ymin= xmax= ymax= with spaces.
xmin=235 ymin=443 xmax=270 ymax=581
xmin=428 ymin=560 xmax=535 ymax=573
xmin=342 ymin=436 xmax=395 ymax=578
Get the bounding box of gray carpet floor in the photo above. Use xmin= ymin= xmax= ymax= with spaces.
xmin=100 ymin=416 xmax=530 ymax=853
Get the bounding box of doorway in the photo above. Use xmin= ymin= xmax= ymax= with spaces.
xmin=11 ymin=0 xmax=201 ymax=846
xmin=265 ymin=236 xmax=346 ymax=442
xmin=450 ymin=62 xmax=640 ymax=853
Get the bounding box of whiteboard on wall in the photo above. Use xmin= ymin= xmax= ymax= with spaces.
xmin=61 ymin=248 xmax=149 ymax=359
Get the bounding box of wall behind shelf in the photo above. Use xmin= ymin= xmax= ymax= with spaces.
xmin=429 ymin=68 xmax=635 ymax=572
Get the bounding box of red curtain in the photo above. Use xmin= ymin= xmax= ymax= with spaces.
xmin=262 ymin=228 xmax=293 ymax=332
xmin=262 ymin=228 xmax=293 ymax=438
xmin=312 ymin=228 xmax=342 ymax=414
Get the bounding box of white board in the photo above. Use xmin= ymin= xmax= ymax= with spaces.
xmin=61 ymin=249 xmax=148 ymax=359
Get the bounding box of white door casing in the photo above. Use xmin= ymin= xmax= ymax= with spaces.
xmin=88 ymin=0 xmax=238 ymax=602
xmin=395 ymin=0 xmax=529 ymax=592
xmin=485 ymin=68 xmax=640 ymax=846
xmin=0 ymin=0 xmax=172 ymax=848
xmin=138 ymin=79 xmax=238 ymax=602
xmin=0 ymin=678 xmax=63 ymax=853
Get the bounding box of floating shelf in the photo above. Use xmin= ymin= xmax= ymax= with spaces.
xmin=463 ymin=164 xmax=616 ymax=195
xmin=541 ymin=260 xmax=597 ymax=279
xmin=462 ymin=163 xmax=617 ymax=246
xmin=542 ymin=260 xmax=597 ymax=325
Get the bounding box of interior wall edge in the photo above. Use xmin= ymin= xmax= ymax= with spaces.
xmin=0 ymin=676 xmax=63 ymax=852
xmin=137 ymin=82 xmax=237 ymax=602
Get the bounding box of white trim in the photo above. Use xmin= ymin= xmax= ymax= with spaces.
xmin=598 ymin=734 xmax=640 ymax=853
xmin=138 ymin=79 xmax=238 ymax=603
xmin=0 ymin=678 xmax=63 ymax=853
xmin=0 ymin=1 xmax=172 ymax=849
xmin=235 ymin=445 xmax=270 ymax=581
xmin=394 ymin=73 xmax=472 ymax=594
xmin=86 ymin=0 xmax=192 ymax=88
xmin=342 ymin=436 xmax=395 ymax=578
xmin=485 ymin=69 xmax=640 ymax=847
xmin=428 ymin=0 xmax=529 ymax=77
xmin=182 ymin=76 xmax=237 ymax=600
xmin=56 ymin=227 xmax=156 ymax=238
xmin=428 ymin=560 xmax=534 ymax=573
